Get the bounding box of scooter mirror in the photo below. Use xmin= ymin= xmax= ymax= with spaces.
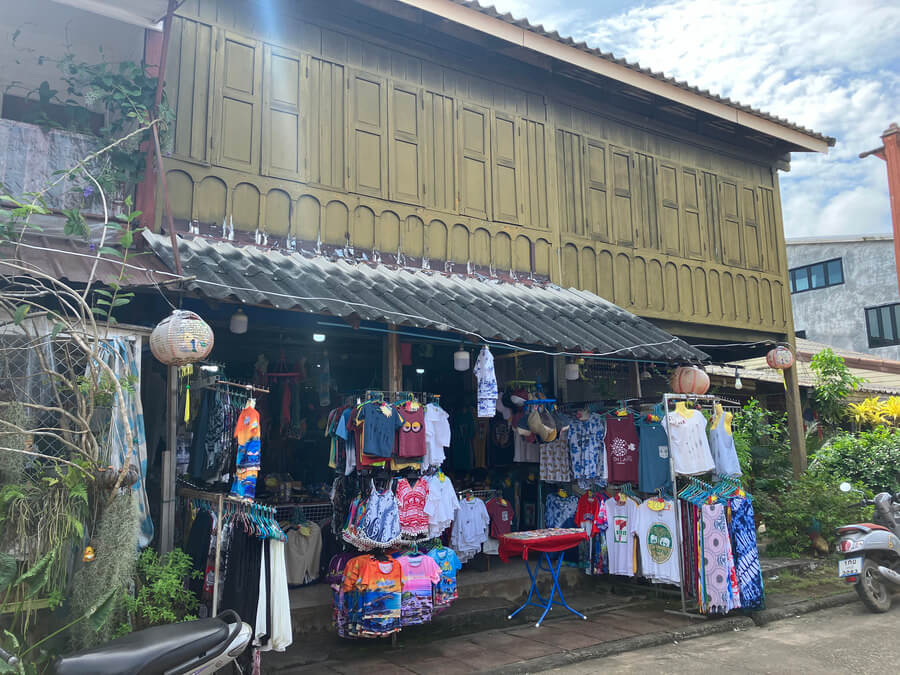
xmin=839 ymin=482 xmax=853 ymax=493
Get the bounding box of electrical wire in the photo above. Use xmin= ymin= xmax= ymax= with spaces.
xmin=2 ymin=239 xmax=781 ymax=361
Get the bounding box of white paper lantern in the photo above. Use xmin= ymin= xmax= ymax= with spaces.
xmin=453 ymin=347 xmax=470 ymax=371
xmin=670 ymin=366 xmax=710 ymax=395
xmin=565 ymin=362 xmax=580 ymax=380
xmin=229 ymin=308 xmax=248 ymax=334
xmin=150 ymin=310 xmax=214 ymax=366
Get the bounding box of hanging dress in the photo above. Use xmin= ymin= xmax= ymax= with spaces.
xmin=730 ymin=497 xmax=764 ymax=609
xmin=708 ymin=408 xmax=742 ymax=477
xmin=396 ymin=478 xmax=430 ymax=537
xmin=357 ymin=480 xmax=403 ymax=549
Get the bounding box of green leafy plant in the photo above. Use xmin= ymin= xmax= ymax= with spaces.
xmin=89 ymin=195 xmax=143 ymax=326
xmin=732 ymin=399 xmax=791 ymax=492
xmin=753 ymin=472 xmax=866 ymax=557
xmin=811 ymin=426 xmax=900 ymax=494
xmin=809 ymin=348 xmax=865 ymax=430
xmin=121 ymin=548 xmax=201 ymax=634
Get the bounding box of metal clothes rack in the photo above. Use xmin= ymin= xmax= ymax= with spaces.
xmin=661 ymin=392 xmax=719 ymax=620
xmin=176 ymin=484 xmax=282 ymax=617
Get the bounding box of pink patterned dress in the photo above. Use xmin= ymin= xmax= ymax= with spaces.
xmin=396 ymin=478 xmax=429 ymax=537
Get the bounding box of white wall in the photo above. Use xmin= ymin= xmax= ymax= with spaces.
xmin=0 ymin=0 xmax=144 ymax=111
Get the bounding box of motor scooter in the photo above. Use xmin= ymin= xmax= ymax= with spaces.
xmin=836 ymin=481 xmax=900 ymax=613
xmin=0 ymin=609 xmax=251 ymax=675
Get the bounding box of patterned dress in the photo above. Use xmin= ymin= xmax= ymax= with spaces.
xmin=729 ymin=497 xmax=764 ymax=609
xmin=396 ymin=478 xmax=429 ymax=537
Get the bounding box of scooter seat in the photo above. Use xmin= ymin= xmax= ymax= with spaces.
xmin=54 ymin=616 xmax=230 ymax=675
xmin=837 ymin=522 xmax=891 ymax=534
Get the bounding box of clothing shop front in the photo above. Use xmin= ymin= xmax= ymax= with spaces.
xmin=142 ymin=232 xmax=760 ymax=651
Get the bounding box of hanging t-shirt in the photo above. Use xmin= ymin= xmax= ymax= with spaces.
xmin=605 ymin=414 xmax=639 ymax=484
xmin=359 ymin=402 xmax=405 ymax=459
xmin=661 ymin=410 xmax=715 ymax=476
xmin=474 ymin=346 xmax=498 ymax=418
xmin=544 ymin=493 xmax=578 ymax=528
xmin=575 ymin=492 xmax=608 ymax=536
xmin=604 ymin=496 xmax=638 ymax=577
xmin=424 ymin=403 xmax=451 ymax=468
xmin=352 ymin=557 xmax=403 ymax=637
xmin=397 ymin=554 xmax=442 ymax=625
xmin=451 ymin=497 xmax=490 ymax=563
xmin=428 ymin=547 xmax=462 ymax=607
xmin=634 ymin=499 xmax=680 ymax=585
xmin=230 ymin=405 xmax=261 ymax=500
xmin=396 ymin=403 xmax=426 ymax=458
xmin=424 ymin=473 xmax=459 ymax=538
xmin=540 ymin=430 xmax=572 ymax=483
xmin=485 ymin=496 xmax=515 ymax=538
xmin=488 ymin=416 xmax=513 ymax=465
xmin=638 ymin=417 xmax=671 ymax=493
xmin=568 ymin=413 xmax=607 ymax=487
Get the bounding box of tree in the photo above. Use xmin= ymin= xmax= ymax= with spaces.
xmin=809 ymin=348 xmax=864 ymax=431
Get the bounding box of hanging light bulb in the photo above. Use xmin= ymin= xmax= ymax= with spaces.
xmin=229 ymin=308 xmax=248 ymax=334
xmin=312 ymin=333 xmax=326 ymax=343
xmin=565 ymin=362 xmax=580 ymax=380
xmin=454 ymin=345 xmax=470 ymax=371
xmin=734 ymin=367 xmax=743 ymax=390
xmin=415 ymin=368 xmax=425 ymax=375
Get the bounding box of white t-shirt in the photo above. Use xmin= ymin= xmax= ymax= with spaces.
xmin=634 ymin=500 xmax=680 ymax=586
xmin=424 ymin=473 xmax=459 ymax=538
xmin=603 ymin=496 xmax=639 ymax=577
xmin=424 ymin=403 xmax=451 ymax=468
xmin=451 ymin=497 xmax=490 ymax=562
xmin=661 ymin=411 xmax=715 ymax=476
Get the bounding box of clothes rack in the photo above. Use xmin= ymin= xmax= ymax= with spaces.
xmin=215 ymin=379 xmax=271 ymax=395
xmin=661 ymin=392 xmax=719 ymax=620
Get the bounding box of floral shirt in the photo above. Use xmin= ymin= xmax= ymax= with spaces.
xmin=568 ymin=414 xmax=607 ymax=488
xmin=544 ymin=493 xmax=579 ymax=528
xmin=540 ymin=430 xmax=572 ymax=483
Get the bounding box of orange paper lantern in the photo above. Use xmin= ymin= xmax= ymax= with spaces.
xmin=670 ymin=366 xmax=710 ymax=395
xmin=766 ymin=346 xmax=795 ymax=370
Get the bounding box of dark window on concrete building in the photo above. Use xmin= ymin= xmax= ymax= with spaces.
xmin=795 ymin=329 xmax=806 ymax=339
xmin=789 ymin=258 xmax=844 ymax=294
xmin=866 ymin=303 xmax=900 ymax=347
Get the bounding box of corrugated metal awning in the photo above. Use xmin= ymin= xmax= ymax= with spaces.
xmin=144 ymin=232 xmax=707 ymax=362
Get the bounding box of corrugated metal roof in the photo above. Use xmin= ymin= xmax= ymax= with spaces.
xmin=427 ymin=0 xmax=835 ymax=147
xmin=708 ymin=338 xmax=900 ymax=396
xmin=144 ymin=232 xmax=707 ymax=362
xmin=1 ymin=234 xmax=173 ymax=287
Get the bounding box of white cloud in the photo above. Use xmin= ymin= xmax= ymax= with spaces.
xmin=496 ymin=0 xmax=900 ymax=237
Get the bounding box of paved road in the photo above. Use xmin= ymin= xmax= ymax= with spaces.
xmin=540 ymin=602 xmax=900 ymax=674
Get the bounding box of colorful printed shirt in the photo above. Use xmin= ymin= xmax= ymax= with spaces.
xmin=568 ymin=414 xmax=607 ymax=488
xmin=397 ymin=554 xmax=442 ymax=625
xmin=427 ymin=547 xmax=462 ymax=607
xmin=345 ymin=557 xmax=402 ymax=637
xmin=359 ymin=402 xmax=405 ymax=459
xmin=396 ymin=478 xmax=429 ymax=536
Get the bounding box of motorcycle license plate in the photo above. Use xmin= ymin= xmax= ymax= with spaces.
xmin=839 ymin=556 xmax=863 ymax=577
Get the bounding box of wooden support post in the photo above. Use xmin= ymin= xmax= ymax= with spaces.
xmin=385 ymin=325 xmax=402 ymax=393
xmin=783 ymin=362 xmax=807 ymax=477
xmin=159 ymin=364 xmax=178 ymax=554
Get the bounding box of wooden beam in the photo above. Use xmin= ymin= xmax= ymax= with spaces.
xmin=159 ymin=364 xmax=177 ymax=554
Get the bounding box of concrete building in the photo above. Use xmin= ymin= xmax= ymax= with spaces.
xmin=786 ymin=234 xmax=900 ymax=360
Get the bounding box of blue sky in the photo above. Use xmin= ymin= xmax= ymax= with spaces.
xmin=487 ymin=0 xmax=900 ymax=238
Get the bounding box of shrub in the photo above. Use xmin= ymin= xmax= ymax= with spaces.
xmin=121 ymin=548 xmax=201 ymax=634
xmin=754 ymin=472 xmax=866 ymax=557
xmin=809 ymin=348 xmax=864 ymax=430
xmin=811 ymin=426 xmax=900 ymax=494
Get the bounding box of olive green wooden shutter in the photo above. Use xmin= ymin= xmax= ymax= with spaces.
xmin=760 ymin=188 xmax=780 ymax=273
xmin=307 ymin=56 xmax=345 ymax=190
xmin=349 ymin=71 xmax=387 ymax=198
xmin=719 ymin=179 xmax=744 ymax=266
xmin=610 ymin=146 xmax=635 ymax=246
xmin=584 ymin=139 xmax=610 ymax=242
xmin=389 ymin=84 xmax=423 ymax=205
xmin=703 ymin=172 xmax=721 ymax=263
xmin=658 ymin=162 xmax=681 ymax=255
xmin=682 ymin=168 xmax=705 ymax=259
xmin=555 ymin=129 xmax=584 ymax=235
xmin=212 ymin=31 xmax=262 ymax=173
xmin=492 ymin=112 xmax=519 ymax=224
xmin=520 ymin=118 xmax=548 ymax=228
xmin=168 ymin=17 xmax=213 ymax=163
xmin=424 ymin=91 xmax=455 ymax=212
xmin=635 ymin=153 xmax=658 ymax=250
xmin=458 ymin=102 xmax=492 ymax=219
xmin=742 ymin=186 xmax=762 ymax=269
xmin=262 ymin=45 xmax=303 ymax=182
